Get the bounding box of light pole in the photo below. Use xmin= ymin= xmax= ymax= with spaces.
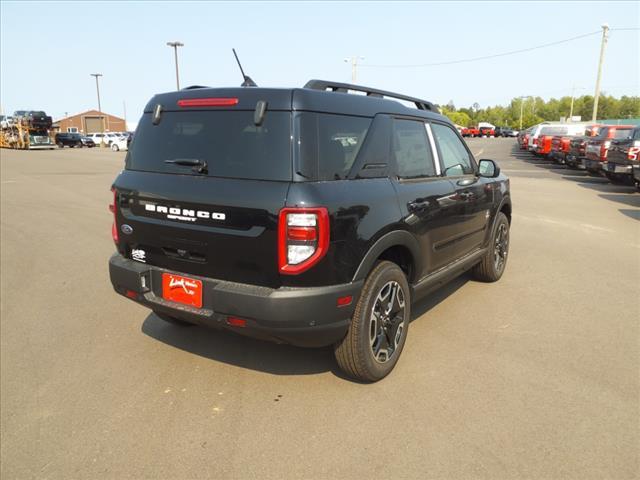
xmin=90 ymin=73 xmax=105 ymax=144
xmin=167 ymin=41 xmax=184 ymax=90
xmin=90 ymin=73 xmax=103 ymax=112
xmin=592 ymin=24 xmax=609 ymax=122
xmin=344 ymin=56 xmax=364 ymax=83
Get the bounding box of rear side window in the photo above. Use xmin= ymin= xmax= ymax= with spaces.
xmin=126 ymin=111 xmax=292 ymax=181
xmin=296 ymin=113 xmax=371 ymax=180
xmin=431 ymin=123 xmax=474 ymax=176
xmin=392 ymin=119 xmax=435 ymax=178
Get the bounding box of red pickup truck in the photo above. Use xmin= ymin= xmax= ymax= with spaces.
xmin=461 ymin=127 xmax=480 ymax=138
xmin=550 ymin=135 xmax=572 ymax=163
xmin=478 ymin=126 xmax=495 ymax=137
xmin=583 ymin=125 xmax=636 ymax=175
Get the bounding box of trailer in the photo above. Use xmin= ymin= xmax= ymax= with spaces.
xmin=1 ymin=112 xmax=55 ymax=150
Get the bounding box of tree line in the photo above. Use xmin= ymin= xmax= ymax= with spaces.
xmin=441 ymin=95 xmax=640 ymax=130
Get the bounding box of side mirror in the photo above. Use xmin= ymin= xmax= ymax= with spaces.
xmin=478 ymin=159 xmax=500 ymax=178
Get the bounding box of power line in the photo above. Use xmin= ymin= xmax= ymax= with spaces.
xmin=361 ymin=28 xmax=639 ymax=69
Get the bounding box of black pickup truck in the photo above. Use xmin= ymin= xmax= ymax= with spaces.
xmin=109 ymin=80 xmax=511 ymax=381
xmin=603 ymin=126 xmax=640 ymax=185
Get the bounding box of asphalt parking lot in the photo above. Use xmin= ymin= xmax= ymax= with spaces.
xmin=1 ymin=139 xmax=638 ymax=479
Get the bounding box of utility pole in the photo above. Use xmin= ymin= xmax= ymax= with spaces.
xmin=592 ymin=24 xmax=609 ymax=122
xmin=166 ymin=41 xmax=184 ymax=90
xmin=569 ymin=85 xmax=576 ymax=119
xmin=344 ymin=56 xmax=364 ymax=83
xmin=90 ymin=73 xmax=105 ymax=144
xmin=519 ymin=96 xmax=532 ymax=131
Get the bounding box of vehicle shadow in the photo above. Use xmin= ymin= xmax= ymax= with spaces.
xmin=410 ymin=273 xmax=470 ymax=321
xmin=577 ymin=182 xmax=637 ymax=194
xmin=619 ymin=209 xmax=640 ymax=221
xmin=141 ymin=274 xmax=471 ymax=381
xmin=598 ymin=194 xmax=640 ymax=208
xmin=142 ymin=313 xmax=336 ymax=377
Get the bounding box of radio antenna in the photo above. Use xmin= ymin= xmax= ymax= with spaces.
xmin=232 ymin=48 xmax=257 ymax=87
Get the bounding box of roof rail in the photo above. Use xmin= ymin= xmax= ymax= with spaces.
xmin=304 ymin=79 xmax=437 ymax=112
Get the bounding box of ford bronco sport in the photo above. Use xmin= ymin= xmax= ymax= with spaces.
xmin=109 ymin=80 xmax=512 ymax=382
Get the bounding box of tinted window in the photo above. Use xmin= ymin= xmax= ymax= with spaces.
xmin=431 ymin=123 xmax=474 ymax=176
xmin=392 ymin=119 xmax=435 ymax=178
xmin=540 ymin=126 xmax=568 ymax=135
xmin=126 ymin=111 xmax=291 ymax=181
xmin=613 ymin=128 xmax=633 ymax=139
xmin=297 ymin=113 xmax=371 ymax=180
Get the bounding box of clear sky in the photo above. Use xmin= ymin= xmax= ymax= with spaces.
xmin=1 ymin=0 xmax=638 ymax=127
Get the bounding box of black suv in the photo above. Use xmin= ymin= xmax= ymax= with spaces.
xmin=55 ymin=132 xmax=83 ymax=148
xmin=109 ymin=80 xmax=512 ymax=381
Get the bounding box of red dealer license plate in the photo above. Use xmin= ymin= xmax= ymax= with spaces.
xmin=162 ymin=273 xmax=203 ymax=308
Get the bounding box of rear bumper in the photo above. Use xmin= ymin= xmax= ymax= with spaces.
xmin=109 ymin=254 xmax=362 ymax=347
xmin=605 ymin=162 xmax=633 ymax=175
xmin=583 ymin=158 xmax=605 ymax=172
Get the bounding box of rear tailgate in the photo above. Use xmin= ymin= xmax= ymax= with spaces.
xmin=113 ymin=91 xmax=293 ymax=288
xmin=114 ymin=173 xmax=288 ymax=287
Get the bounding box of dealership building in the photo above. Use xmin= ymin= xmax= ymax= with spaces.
xmin=53 ymin=110 xmax=127 ymax=134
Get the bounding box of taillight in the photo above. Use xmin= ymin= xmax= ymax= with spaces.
xmin=278 ymin=207 xmax=329 ymax=275
xmin=600 ymin=140 xmax=611 ymax=161
xmin=177 ymin=97 xmax=238 ymax=107
xmin=110 ymin=187 xmax=118 ymax=244
xmin=533 ymin=138 xmax=538 ymax=145
xmin=628 ymin=147 xmax=640 ymax=161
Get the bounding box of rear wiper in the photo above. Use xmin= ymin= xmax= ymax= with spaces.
xmin=164 ymin=158 xmax=208 ymax=174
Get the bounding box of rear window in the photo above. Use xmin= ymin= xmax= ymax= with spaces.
xmin=296 ymin=113 xmax=371 ymax=181
xmin=540 ymin=126 xmax=568 ymax=135
xmin=613 ymin=128 xmax=633 ymax=139
xmin=126 ymin=111 xmax=292 ymax=181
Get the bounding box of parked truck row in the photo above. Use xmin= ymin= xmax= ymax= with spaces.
xmin=517 ymin=122 xmax=640 ymax=188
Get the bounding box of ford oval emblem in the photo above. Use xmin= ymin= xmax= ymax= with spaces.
xmin=121 ymin=224 xmax=133 ymax=235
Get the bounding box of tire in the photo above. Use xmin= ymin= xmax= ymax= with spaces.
xmin=472 ymin=212 xmax=510 ymax=282
xmin=154 ymin=312 xmax=194 ymax=327
xmin=334 ymin=261 xmax=410 ymax=382
xmin=111 ymin=144 xmax=119 ymax=151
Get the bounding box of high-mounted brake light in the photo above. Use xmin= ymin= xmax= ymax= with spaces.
xmin=110 ymin=187 xmax=118 ymax=244
xmin=177 ymin=97 xmax=239 ymax=107
xmin=278 ymin=207 xmax=329 ymax=275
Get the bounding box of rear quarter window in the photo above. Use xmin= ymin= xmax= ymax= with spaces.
xmin=296 ymin=113 xmax=371 ymax=181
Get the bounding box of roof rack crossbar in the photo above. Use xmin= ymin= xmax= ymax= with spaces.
xmin=304 ymin=79 xmax=436 ymax=112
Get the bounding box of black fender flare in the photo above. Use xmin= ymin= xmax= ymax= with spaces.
xmin=485 ymin=194 xmax=512 ymax=245
xmin=352 ymin=230 xmax=422 ymax=282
